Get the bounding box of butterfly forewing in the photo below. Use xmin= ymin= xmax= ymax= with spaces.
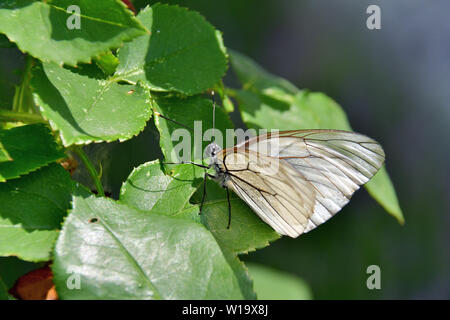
xmin=217 ymin=130 xmax=385 ymax=237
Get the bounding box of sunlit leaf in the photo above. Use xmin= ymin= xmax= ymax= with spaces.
xmin=53 ymin=195 xmax=246 ymax=299
xmin=116 ymin=4 xmax=227 ymax=94
xmin=32 ymin=63 xmax=152 ymax=146
xmin=0 ymin=0 xmax=147 ymax=66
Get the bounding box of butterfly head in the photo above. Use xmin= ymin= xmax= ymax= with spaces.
xmin=205 ymin=142 xmax=222 ymax=159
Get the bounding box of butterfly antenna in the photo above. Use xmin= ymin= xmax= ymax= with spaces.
xmin=211 ymin=91 xmax=216 ymax=142
xmin=154 ymin=112 xmax=194 ymax=131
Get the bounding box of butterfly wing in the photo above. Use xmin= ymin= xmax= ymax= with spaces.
xmin=217 ymin=130 xmax=385 ymax=237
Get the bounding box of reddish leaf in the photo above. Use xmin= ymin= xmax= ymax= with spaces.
xmin=9 ymin=266 xmax=58 ymax=300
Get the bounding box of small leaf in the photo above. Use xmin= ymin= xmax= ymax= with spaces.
xmin=94 ymin=51 xmax=120 ymax=76
xmin=365 ymin=166 xmax=404 ymax=224
xmin=0 ymin=163 xmax=90 ymax=262
xmin=116 ymin=4 xmax=227 ymax=94
xmin=153 ymin=94 xmax=234 ymax=163
xmin=0 ymin=0 xmax=147 ymax=66
xmin=0 ymin=124 xmax=65 ymax=181
xmin=246 ymin=263 xmax=313 ymax=300
xmin=119 ymin=160 xmax=204 ymax=214
xmin=223 ymin=95 xmax=235 ymax=113
xmin=53 ymin=196 xmax=246 ymax=299
xmin=32 ymin=63 xmax=152 ymax=146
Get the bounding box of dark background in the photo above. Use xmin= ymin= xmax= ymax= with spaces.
xmin=1 ymin=0 xmax=449 ymax=299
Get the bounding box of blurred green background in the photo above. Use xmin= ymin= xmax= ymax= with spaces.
xmin=1 ymin=0 xmax=449 ymax=299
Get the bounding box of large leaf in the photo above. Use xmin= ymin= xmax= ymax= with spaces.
xmin=116 ymin=4 xmax=227 ymax=94
xmin=119 ymin=161 xmax=278 ymax=299
xmin=153 ymin=94 xmax=234 ymax=163
xmin=32 ymin=63 xmax=152 ymax=146
xmin=246 ymin=263 xmax=312 ymax=300
xmin=0 ymin=0 xmax=147 ymax=66
xmin=0 ymin=163 xmax=89 ymax=262
xmin=231 ymin=51 xmax=404 ymax=223
xmin=53 ymin=196 xmax=246 ymax=299
xmin=0 ymin=124 xmax=65 ymax=181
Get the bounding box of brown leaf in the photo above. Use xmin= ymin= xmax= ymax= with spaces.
xmin=9 ymin=266 xmax=59 ymax=300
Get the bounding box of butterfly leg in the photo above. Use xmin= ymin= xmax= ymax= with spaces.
xmin=226 ymin=187 xmax=231 ymax=229
xmin=199 ymin=171 xmax=208 ymax=215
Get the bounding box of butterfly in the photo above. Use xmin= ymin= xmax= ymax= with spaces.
xmin=159 ymin=93 xmax=385 ymax=238
xmin=204 ymin=129 xmax=384 ymax=238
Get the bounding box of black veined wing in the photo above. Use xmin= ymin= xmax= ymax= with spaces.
xmin=216 ymin=129 xmax=385 ymax=238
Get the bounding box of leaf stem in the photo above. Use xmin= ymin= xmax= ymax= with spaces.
xmin=0 ymin=109 xmax=45 ymax=123
xmin=72 ymin=146 xmax=105 ymax=197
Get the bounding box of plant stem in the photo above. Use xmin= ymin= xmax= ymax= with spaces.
xmin=0 ymin=109 xmax=45 ymax=123
xmin=72 ymin=146 xmax=105 ymax=197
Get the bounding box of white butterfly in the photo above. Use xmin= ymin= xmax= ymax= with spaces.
xmin=204 ymin=129 xmax=384 ymax=238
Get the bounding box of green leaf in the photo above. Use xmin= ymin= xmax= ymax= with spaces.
xmin=116 ymin=4 xmax=227 ymax=94
xmin=0 ymin=124 xmax=65 ymax=181
xmin=120 ymin=161 xmax=279 ymax=255
xmin=0 ymin=163 xmax=89 ymax=262
xmin=0 ymin=276 xmax=14 ymax=300
xmin=246 ymin=263 xmax=312 ymax=300
xmin=0 ymin=0 xmax=147 ymax=66
xmin=365 ymin=166 xmax=404 ymax=224
xmin=0 ymin=141 xmax=12 ymax=164
xmin=32 ymin=62 xmax=152 ymax=146
xmin=119 ymin=160 xmax=204 ymax=214
xmin=199 ymin=197 xmax=280 ymax=254
xmin=153 ymin=94 xmax=234 ymax=163
xmin=53 ymin=196 xmax=246 ymax=299
xmin=95 ymin=52 xmax=120 ymax=76
xmin=232 ymin=52 xmax=404 ymax=223
xmin=229 ymin=49 xmax=299 ymax=95
xmin=119 ymin=161 xmax=278 ymax=299
xmin=235 ymin=89 xmax=351 ymax=130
